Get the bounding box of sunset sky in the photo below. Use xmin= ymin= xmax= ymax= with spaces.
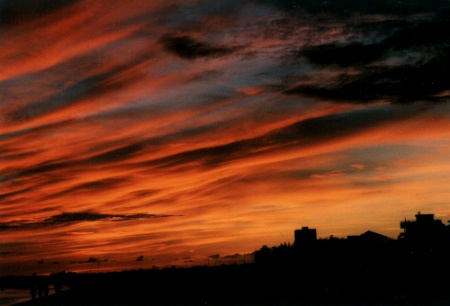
xmin=1 ymin=0 xmax=450 ymax=276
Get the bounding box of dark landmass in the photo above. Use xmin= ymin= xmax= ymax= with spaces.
xmin=2 ymin=213 xmax=449 ymax=305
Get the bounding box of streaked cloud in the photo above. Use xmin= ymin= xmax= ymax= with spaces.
xmin=1 ymin=0 xmax=449 ymax=274
xmin=0 ymin=0 xmax=78 ymax=28
xmin=285 ymin=11 xmax=450 ymax=104
xmin=159 ymin=34 xmax=242 ymax=60
xmin=0 ymin=211 xmax=177 ymax=231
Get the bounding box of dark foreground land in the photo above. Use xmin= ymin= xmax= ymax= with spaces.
xmin=4 ymin=253 xmax=450 ymax=306
xmin=5 ymin=213 xmax=450 ymax=305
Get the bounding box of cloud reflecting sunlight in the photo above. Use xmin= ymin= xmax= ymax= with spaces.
xmin=1 ymin=0 xmax=450 ymax=275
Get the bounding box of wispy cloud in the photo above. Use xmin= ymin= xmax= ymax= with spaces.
xmin=0 ymin=0 xmax=78 ymax=28
xmin=159 ymin=34 xmax=242 ymax=60
xmin=285 ymin=10 xmax=450 ymax=104
xmin=142 ymin=105 xmax=423 ymax=169
xmin=0 ymin=211 xmax=177 ymax=231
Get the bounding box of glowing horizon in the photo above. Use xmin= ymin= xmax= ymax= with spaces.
xmin=1 ymin=0 xmax=450 ymax=276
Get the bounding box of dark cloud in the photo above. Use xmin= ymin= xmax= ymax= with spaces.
xmin=0 ymin=151 xmax=40 ymax=161
xmin=136 ymin=255 xmax=144 ymax=262
xmin=87 ymin=257 xmax=106 ymax=263
xmin=86 ymin=143 xmax=146 ymax=164
xmin=70 ymin=257 xmax=108 ymax=264
xmin=257 ymin=105 xmax=418 ymax=142
xmin=143 ymin=105 xmax=422 ymax=169
xmin=44 ymin=212 xmax=174 ymax=224
xmin=254 ymin=0 xmax=449 ymax=16
xmin=2 ymin=143 xmax=145 ymax=183
xmin=159 ymin=34 xmax=240 ymax=60
xmin=4 ymin=33 xmax=152 ymax=124
xmin=300 ymin=11 xmax=450 ymax=66
xmin=289 ymin=11 xmax=450 ymax=104
xmin=1 ymin=104 xmax=426 ymax=186
xmin=7 ymin=74 xmax=104 ymax=122
xmin=0 ymin=119 xmax=74 ymax=142
xmin=1 ymin=141 xmax=147 ymax=185
xmin=0 ymin=251 xmax=22 ymax=255
xmin=84 ymin=120 xmax=233 ymax=166
xmin=0 ymin=211 xmax=178 ymax=231
xmin=299 ymin=42 xmax=388 ymax=68
xmin=0 ymin=187 xmax=34 ymax=201
xmin=7 ymin=69 xmax=137 ymax=123
xmin=0 ymin=0 xmax=77 ymax=28
xmin=2 ymin=141 xmax=144 ymax=184
xmin=128 ymin=189 xmax=162 ymax=198
xmin=286 ymin=55 xmax=450 ymax=104
xmin=380 ymin=12 xmax=450 ymax=60
xmin=62 ymin=178 xmax=128 ymax=194
xmin=42 ymin=178 xmax=125 ymax=202
xmin=1 ymin=160 xmax=72 ymax=183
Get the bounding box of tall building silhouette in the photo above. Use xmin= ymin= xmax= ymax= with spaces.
xmin=399 ymin=212 xmax=446 ymax=243
xmin=294 ymin=227 xmax=317 ymax=249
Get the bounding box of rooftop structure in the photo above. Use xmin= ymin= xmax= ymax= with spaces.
xmin=294 ymin=227 xmax=317 ymax=248
xmin=399 ymin=212 xmax=446 ymax=243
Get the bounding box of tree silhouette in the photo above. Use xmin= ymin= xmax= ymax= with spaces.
xmin=208 ymin=254 xmax=220 ymax=266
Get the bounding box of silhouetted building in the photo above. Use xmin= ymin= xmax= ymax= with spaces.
xmin=294 ymin=227 xmax=317 ymax=249
xmin=348 ymin=230 xmax=392 ymax=242
xmin=399 ymin=212 xmax=446 ymax=243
